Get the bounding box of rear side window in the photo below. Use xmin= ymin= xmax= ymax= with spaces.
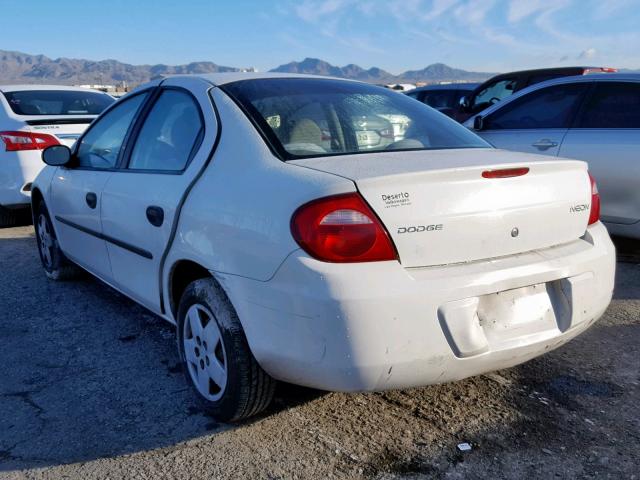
xmin=577 ymin=82 xmax=640 ymax=128
xmin=223 ymin=78 xmax=488 ymax=160
xmin=76 ymin=93 xmax=147 ymax=169
xmin=484 ymin=83 xmax=586 ymax=130
xmin=128 ymin=90 xmax=203 ymax=172
xmin=3 ymin=90 xmax=114 ymax=116
xmin=422 ymin=91 xmax=456 ymax=109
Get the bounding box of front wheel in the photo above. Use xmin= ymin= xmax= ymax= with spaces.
xmin=177 ymin=278 xmax=275 ymax=422
xmin=35 ymin=202 xmax=81 ymax=280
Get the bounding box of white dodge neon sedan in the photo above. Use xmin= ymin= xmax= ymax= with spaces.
xmin=32 ymin=73 xmax=615 ymax=421
xmin=0 ymin=85 xmax=114 ymax=226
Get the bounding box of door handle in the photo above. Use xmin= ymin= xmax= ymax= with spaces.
xmin=146 ymin=206 xmax=164 ymax=227
xmin=531 ymin=139 xmax=559 ymax=150
xmin=85 ymin=192 xmax=97 ymax=209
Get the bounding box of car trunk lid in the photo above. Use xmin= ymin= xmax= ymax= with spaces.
xmin=24 ymin=116 xmax=95 ymax=147
xmin=290 ymin=148 xmax=592 ymax=267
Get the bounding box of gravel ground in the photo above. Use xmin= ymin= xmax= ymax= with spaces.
xmin=0 ymin=224 xmax=638 ymax=479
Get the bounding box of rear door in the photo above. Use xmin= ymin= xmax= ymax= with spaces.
xmin=559 ymin=81 xmax=640 ymax=225
xmin=477 ymin=82 xmax=589 ymax=157
xmin=100 ymin=77 xmax=218 ymax=314
xmin=50 ymin=92 xmax=149 ymax=281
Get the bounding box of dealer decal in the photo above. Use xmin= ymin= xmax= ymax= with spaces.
xmin=381 ymin=192 xmax=411 ymax=208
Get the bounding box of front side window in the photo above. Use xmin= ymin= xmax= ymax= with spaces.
xmin=577 ymin=82 xmax=640 ymax=129
xmin=472 ymin=78 xmax=518 ymax=110
xmin=223 ymin=78 xmax=488 ymax=160
xmin=128 ymin=90 xmax=203 ymax=171
xmin=3 ymin=90 xmax=114 ymax=116
xmin=76 ymin=93 xmax=147 ymax=169
xmin=484 ymin=83 xmax=586 ymax=130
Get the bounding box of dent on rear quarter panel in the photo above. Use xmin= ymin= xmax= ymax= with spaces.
xmin=163 ymin=88 xmax=355 ymax=284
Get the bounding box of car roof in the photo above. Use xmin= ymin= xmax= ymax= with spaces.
xmin=487 ymin=66 xmax=601 ymax=79
xmin=0 ymin=84 xmax=108 ymax=93
xmin=160 ymin=72 xmax=358 ymax=86
xmin=410 ymin=83 xmax=479 ymax=93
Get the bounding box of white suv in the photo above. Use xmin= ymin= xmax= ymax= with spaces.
xmin=32 ymin=73 xmax=615 ymax=421
xmin=0 ymin=85 xmax=113 ymax=226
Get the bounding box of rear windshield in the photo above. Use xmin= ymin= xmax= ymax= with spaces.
xmin=222 ymin=78 xmax=489 ymax=160
xmin=3 ymin=90 xmax=114 ymax=116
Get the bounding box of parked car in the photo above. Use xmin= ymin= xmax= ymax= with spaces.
xmin=0 ymin=85 xmax=114 ymax=226
xmin=464 ymin=73 xmax=640 ymax=239
xmin=32 ymin=73 xmax=615 ymax=421
xmin=405 ymin=83 xmax=479 ymax=119
xmin=457 ymin=67 xmax=617 ymax=122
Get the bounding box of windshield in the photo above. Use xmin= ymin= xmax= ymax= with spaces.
xmin=3 ymin=90 xmax=114 ymax=116
xmin=222 ymin=78 xmax=489 ymax=160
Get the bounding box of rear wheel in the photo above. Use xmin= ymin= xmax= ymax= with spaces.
xmin=177 ymin=278 xmax=275 ymax=422
xmin=35 ymin=202 xmax=81 ymax=280
xmin=0 ymin=206 xmax=19 ymax=228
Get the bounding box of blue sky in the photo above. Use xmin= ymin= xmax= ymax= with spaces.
xmin=1 ymin=0 xmax=638 ymax=73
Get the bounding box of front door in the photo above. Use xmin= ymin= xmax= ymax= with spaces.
xmin=100 ymin=77 xmax=219 ymax=314
xmin=50 ymin=92 xmax=149 ymax=280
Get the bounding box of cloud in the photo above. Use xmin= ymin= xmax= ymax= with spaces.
xmin=294 ymin=0 xmax=352 ymax=22
xmin=507 ymin=0 xmax=564 ymax=23
xmin=578 ymin=47 xmax=597 ymax=60
xmin=453 ymin=0 xmax=496 ymax=26
xmin=423 ymin=0 xmax=459 ymax=20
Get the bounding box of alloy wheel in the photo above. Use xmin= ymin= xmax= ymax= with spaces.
xmin=183 ymin=304 xmax=228 ymax=401
xmin=37 ymin=214 xmax=54 ymax=268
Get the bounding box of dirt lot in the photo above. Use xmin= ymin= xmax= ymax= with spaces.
xmin=0 ymin=224 xmax=638 ymax=479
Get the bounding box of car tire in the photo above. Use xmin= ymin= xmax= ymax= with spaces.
xmin=0 ymin=206 xmax=19 ymax=228
xmin=35 ymin=202 xmax=81 ymax=281
xmin=177 ymin=278 xmax=275 ymax=422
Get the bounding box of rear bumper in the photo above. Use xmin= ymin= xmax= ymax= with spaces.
xmin=0 ymin=150 xmax=43 ymax=206
xmin=220 ymin=223 xmax=615 ymax=392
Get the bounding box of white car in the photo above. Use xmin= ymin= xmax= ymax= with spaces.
xmin=464 ymin=74 xmax=640 ymax=239
xmin=32 ymin=73 xmax=615 ymax=421
xmin=0 ymin=85 xmax=114 ymax=226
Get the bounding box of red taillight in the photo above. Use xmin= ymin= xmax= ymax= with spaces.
xmin=583 ymin=67 xmax=618 ymax=74
xmin=291 ymin=192 xmax=398 ymax=263
xmin=482 ymin=167 xmax=530 ymax=179
xmin=0 ymin=131 xmax=60 ymax=152
xmin=588 ymin=173 xmax=601 ymax=225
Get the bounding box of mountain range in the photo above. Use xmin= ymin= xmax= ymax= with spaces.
xmin=0 ymin=50 xmax=495 ymax=86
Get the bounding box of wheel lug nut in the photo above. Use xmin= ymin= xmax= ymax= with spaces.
xmin=200 ymin=359 xmax=205 ymax=369
xmin=205 ymin=357 xmax=210 ymax=366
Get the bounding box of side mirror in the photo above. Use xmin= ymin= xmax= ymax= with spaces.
xmin=473 ymin=115 xmax=485 ymax=131
xmin=459 ymin=95 xmax=470 ymax=111
xmin=42 ymin=145 xmax=72 ymax=166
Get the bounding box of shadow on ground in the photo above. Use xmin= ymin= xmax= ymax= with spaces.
xmin=0 ymin=232 xmax=322 ymax=471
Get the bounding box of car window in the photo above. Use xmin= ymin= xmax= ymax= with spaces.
xmin=473 ymin=78 xmax=517 ymax=110
xmin=128 ymin=90 xmax=203 ymax=172
xmin=223 ymin=78 xmax=488 ymax=160
xmin=422 ymin=91 xmax=456 ymax=110
xmin=76 ymin=93 xmax=148 ymax=169
xmin=577 ymin=82 xmax=640 ymax=129
xmin=484 ymin=83 xmax=585 ymax=130
xmin=3 ymin=90 xmax=114 ymax=116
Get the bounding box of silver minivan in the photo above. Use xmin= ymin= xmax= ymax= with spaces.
xmin=465 ymin=74 xmax=640 ymax=239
